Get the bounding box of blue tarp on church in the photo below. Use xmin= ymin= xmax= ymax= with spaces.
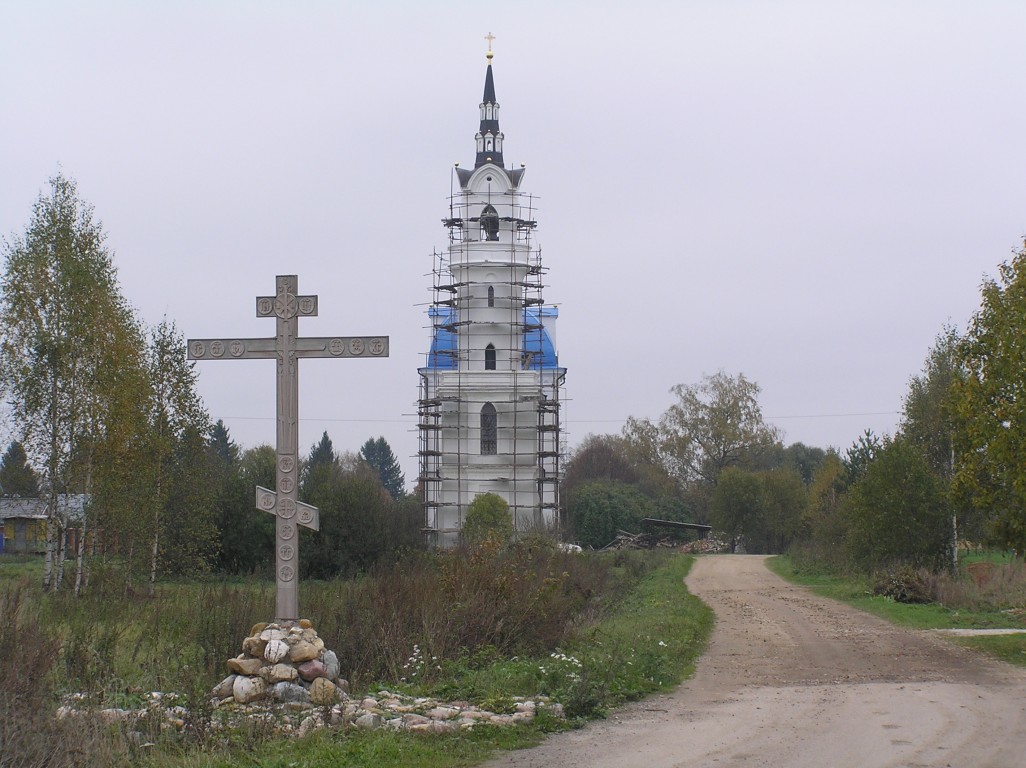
xmin=426 ymin=306 xmax=559 ymax=370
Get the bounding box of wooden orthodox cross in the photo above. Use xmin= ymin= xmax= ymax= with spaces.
xmin=188 ymin=274 xmax=388 ymax=622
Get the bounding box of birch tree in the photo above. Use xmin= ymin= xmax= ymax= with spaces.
xmin=0 ymin=174 xmax=145 ymax=590
xmin=142 ymin=319 xmax=211 ymax=592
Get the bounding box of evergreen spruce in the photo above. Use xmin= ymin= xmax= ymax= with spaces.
xmin=0 ymin=441 xmax=40 ymax=497
xmin=360 ymin=436 xmax=406 ymax=499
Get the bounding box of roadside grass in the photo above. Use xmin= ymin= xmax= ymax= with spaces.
xmin=139 ymin=724 xmax=550 ymax=768
xmin=416 ymin=552 xmax=714 ymax=720
xmin=768 ymin=555 xmax=1026 ymax=667
xmin=0 ymin=553 xmax=44 ymax=581
xmin=0 ymin=549 xmax=712 ymax=768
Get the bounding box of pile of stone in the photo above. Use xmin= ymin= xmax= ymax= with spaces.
xmin=58 ymin=622 xmax=567 ymax=740
xmin=212 ymin=620 xmax=346 ymax=708
xmin=679 ymin=536 xmax=730 ymax=554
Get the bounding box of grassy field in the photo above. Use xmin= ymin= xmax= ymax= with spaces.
xmin=0 ymin=549 xmax=713 ymax=768
xmin=767 ymin=554 xmax=1026 ymax=667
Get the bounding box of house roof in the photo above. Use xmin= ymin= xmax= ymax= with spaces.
xmin=0 ymin=495 xmax=89 ymax=521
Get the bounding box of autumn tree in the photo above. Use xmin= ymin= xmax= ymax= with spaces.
xmin=0 ymin=174 xmax=146 ymax=590
xmin=141 ymin=319 xmax=213 ymax=590
xmin=624 ymin=371 xmax=780 ymax=520
xmin=953 ymin=241 xmax=1026 ymax=552
xmin=901 ymin=326 xmax=962 ymax=478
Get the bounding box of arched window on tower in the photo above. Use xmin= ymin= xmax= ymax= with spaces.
xmin=485 ymin=343 xmax=496 ymax=370
xmin=495 ymin=133 xmax=503 ymax=152
xmin=481 ymin=403 xmax=497 ymax=455
xmin=487 ymin=286 xmax=495 ymax=307
xmin=485 ymin=133 xmax=494 ymax=151
xmin=480 ymin=204 xmax=500 ymax=241
xmin=476 ymin=133 xmax=484 ymax=152
xmin=485 ymin=103 xmax=493 ymax=119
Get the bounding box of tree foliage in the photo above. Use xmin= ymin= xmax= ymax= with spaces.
xmin=710 ymin=467 xmax=805 ymax=554
xmin=901 ymin=325 xmax=962 ymax=479
xmin=0 ymin=173 xmax=147 ymax=589
xmin=569 ymin=480 xmax=652 ymax=549
xmin=624 ymin=371 xmax=780 ymax=521
xmin=299 ymin=439 xmax=422 ymax=578
xmin=140 ymin=320 xmax=213 ymax=585
xmin=952 ymin=242 xmax=1026 ymax=553
xmin=359 ymin=436 xmax=406 ymax=499
xmin=844 ymin=437 xmax=950 ymax=571
xmin=462 ymin=492 xmax=513 ymax=544
xmin=0 ymin=441 xmax=40 ymax=497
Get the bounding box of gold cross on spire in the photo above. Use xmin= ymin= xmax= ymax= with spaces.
xmin=485 ymin=32 xmax=495 ymax=60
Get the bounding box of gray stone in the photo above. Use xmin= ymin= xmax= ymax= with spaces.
xmin=264 ymin=638 xmax=289 ymax=663
xmin=212 ymin=674 xmax=237 ymax=699
xmin=403 ymin=713 xmax=431 ymax=727
xmin=233 ymin=675 xmax=268 ymax=704
xmin=355 ymin=713 xmax=382 ymax=730
xmin=322 ymin=650 xmax=340 ymax=681
xmin=98 ymin=708 xmax=133 ymax=723
xmin=271 ymin=681 xmax=310 ymax=704
xmin=426 ymin=706 xmax=458 ymax=720
xmin=545 ymin=702 xmax=565 ymax=719
xmin=297 ymin=714 xmax=323 ymax=738
xmin=260 ymin=627 xmax=286 ymax=643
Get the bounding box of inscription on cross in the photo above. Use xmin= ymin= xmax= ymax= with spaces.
xmin=188 ymin=275 xmax=388 ymax=622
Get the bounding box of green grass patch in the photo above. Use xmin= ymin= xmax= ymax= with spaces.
xmin=2 ymin=550 xmax=713 ymax=768
xmin=0 ymin=553 xmax=45 ymax=581
xmin=953 ymin=634 xmax=1026 ymax=666
xmin=768 ymin=555 xmax=1026 ymax=666
xmin=416 ymin=552 xmax=714 ymax=720
xmin=138 ymin=724 xmax=550 ymax=768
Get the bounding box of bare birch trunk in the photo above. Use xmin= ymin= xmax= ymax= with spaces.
xmin=74 ymin=516 xmax=87 ymax=596
xmin=148 ymin=527 xmax=159 ymax=598
xmin=43 ymin=516 xmax=55 ymax=591
xmin=125 ymin=542 xmax=134 ymax=599
xmin=55 ymin=523 xmax=66 ymax=589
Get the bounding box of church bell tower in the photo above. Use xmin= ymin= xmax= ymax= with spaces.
xmin=418 ymin=40 xmax=566 ymax=547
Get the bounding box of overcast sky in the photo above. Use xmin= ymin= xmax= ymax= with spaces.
xmin=3 ymin=1 xmax=1025 ymax=486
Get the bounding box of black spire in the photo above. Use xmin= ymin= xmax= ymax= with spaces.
xmin=474 ymin=46 xmax=504 ymax=169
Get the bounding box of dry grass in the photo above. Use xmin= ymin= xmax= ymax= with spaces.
xmin=925 ymin=560 xmax=1026 ymax=613
xmin=0 ymin=578 xmax=131 ymax=768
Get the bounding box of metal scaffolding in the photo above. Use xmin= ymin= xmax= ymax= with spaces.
xmin=417 ymin=185 xmax=565 ymax=545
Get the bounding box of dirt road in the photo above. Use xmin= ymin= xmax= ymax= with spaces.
xmin=484 ymin=555 xmax=1026 ymax=768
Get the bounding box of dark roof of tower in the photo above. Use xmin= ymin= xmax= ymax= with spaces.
xmin=475 ymin=57 xmax=504 ymax=169
xmin=482 ymin=63 xmax=496 ymax=103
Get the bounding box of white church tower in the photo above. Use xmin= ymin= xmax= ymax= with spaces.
xmin=418 ymin=43 xmax=566 ymax=547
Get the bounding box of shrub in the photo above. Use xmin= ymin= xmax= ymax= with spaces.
xmin=463 ymin=493 xmax=513 ymax=544
xmin=872 ymin=566 xmax=932 ymax=604
xmin=568 ymin=480 xmax=651 ymax=548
